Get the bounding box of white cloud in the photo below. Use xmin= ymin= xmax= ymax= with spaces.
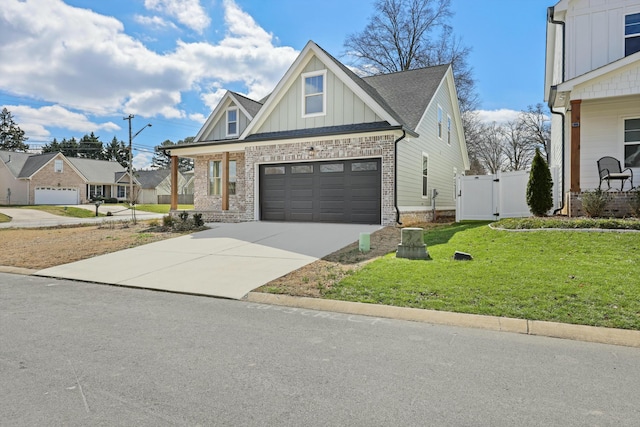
xmin=200 ymin=88 xmax=227 ymax=110
xmin=134 ymin=15 xmax=179 ymax=31
xmin=7 ymin=104 xmax=120 ymax=139
xmin=134 ymin=151 xmax=155 ymax=170
xmin=144 ymin=0 xmax=210 ymax=34
xmin=188 ymin=113 xmax=207 ymax=124
xmin=475 ymin=109 xmax=521 ymax=124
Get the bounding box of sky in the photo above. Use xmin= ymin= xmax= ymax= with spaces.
xmin=0 ymin=0 xmax=553 ymax=169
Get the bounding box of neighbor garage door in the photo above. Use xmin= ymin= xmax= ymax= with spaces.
xmin=259 ymin=159 xmax=381 ymax=224
xmin=34 ymin=187 xmax=79 ymax=205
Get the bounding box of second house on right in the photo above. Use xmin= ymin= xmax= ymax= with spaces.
xmin=545 ymin=0 xmax=640 ymax=215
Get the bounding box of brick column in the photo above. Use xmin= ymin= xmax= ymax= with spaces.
xmin=570 ymin=99 xmax=581 ymax=192
xmin=170 ymin=155 xmax=178 ymax=210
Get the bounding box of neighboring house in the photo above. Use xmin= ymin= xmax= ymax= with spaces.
xmin=0 ymin=150 xmax=135 ymax=205
xmin=545 ymin=0 xmax=640 ymax=215
xmin=165 ymin=40 xmax=468 ymax=225
xmin=135 ymin=169 xmax=191 ymax=204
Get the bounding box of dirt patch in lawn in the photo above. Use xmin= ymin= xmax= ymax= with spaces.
xmin=0 ymin=222 xmax=182 ymax=270
xmin=256 ymin=221 xmax=451 ymax=298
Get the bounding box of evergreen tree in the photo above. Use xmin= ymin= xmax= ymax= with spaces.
xmin=526 ymin=148 xmax=553 ymax=216
xmin=59 ymin=137 xmax=80 ymax=157
xmin=104 ymin=136 xmax=129 ymax=168
xmin=78 ymin=132 xmax=104 ymax=159
xmin=41 ymin=138 xmax=61 ymax=153
xmin=0 ymin=108 xmax=29 ymax=152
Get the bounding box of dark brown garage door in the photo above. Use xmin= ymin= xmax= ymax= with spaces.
xmin=259 ymin=159 xmax=381 ymax=224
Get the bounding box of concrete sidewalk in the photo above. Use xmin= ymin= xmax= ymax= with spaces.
xmin=0 ymin=206 xmax=164 ymax=228
xmin=35 ymin=222 xmax=381 ymax=299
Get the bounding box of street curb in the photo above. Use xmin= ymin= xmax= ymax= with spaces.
xmin=0 ymin=266 xmax=38 ymax=275
xmin=246 ymin=292 xmax=640 ymax=348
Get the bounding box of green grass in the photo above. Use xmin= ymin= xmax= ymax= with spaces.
xmin=324 ymin=222 xmax=640 ymax=330
xmin=0 ymin=213 xmax=10 ymax=223
xmin=18 ymin=205 xmax=102 ymax=218
xmin=133 ymin=204 xmax=194 ymax=214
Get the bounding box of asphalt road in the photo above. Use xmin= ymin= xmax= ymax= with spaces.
xmin=1 ymin=273 xmax=639 ymax=426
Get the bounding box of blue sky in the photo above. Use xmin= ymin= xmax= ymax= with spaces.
xmin=0 ymin=0 xmax=552 ymax=169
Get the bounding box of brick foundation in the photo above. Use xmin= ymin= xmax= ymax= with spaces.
xmin=567 ymin=191 xmax=640 ymax=218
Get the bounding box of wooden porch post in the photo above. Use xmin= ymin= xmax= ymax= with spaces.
xmin=170 ymin=155 xmax=178 ymax=210
xmin=221 ymin=152 xmax=229 ymax=211
xmin=570 ymin=99 xmax=581 ymax=193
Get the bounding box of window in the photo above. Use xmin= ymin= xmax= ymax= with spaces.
xmin=422 ymin=155 xmax=429 ymax=197
xmin=302 ymin=70 xmax=326 ymax=116
xmin=291 ymin=165 xmax=313 ymax=174
xmin=624 ymin=118 xmax=640 ymax=168
xmin=320 ymin=163 xmax=344 ymax=173
xmin=437 ymin=106 xmax=443 ymax=139
xmin=89 ymin=184 xmax=103 ymax=199
xmin=625 ymin=13 xmax=640 ymax=56
xmin=226 ymin=107 xmax=238 ymax=137
xmin=117 ymin=185 xmax=127 ymax=199
xmin=264 ymin=166 xmax=285 ymax=175
xmin=54 ymin=159 xmax=63 ymax=173
xmin=351 ymin=162 xmax=378 ymax=172
xmin=447 ymin=115 xmax=452 ymax=145
xmin=209 ymin=160 xmax=237 ymax=195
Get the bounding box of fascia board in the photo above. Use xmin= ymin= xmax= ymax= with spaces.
xmin=557 ymin=53 xmax=640 ymax=92
xmin=228 ymin=92 xmax=256 ymax=121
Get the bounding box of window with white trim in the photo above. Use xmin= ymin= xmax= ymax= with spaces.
xmin=625 ymin=12 xmax=640 ymax=56
xmin=209 ymin=160 xmax=237 ymax=195
xmin=624 ymin=118 xmax=640 ymax=168
xmin=117 ymin=185 xmax=127 ymax=199
xmin=54 ymin=159 xmax=63 ymax=173
xmin=437 ymin=106 xmax=443 ymax=139
xmin=447 ymin=115 xmax=452 ymax=145
xmin=422 ymin=154 xmax=429 ymax=197
xmin=226 ymin=107 xmax=238 ymax=137
xmin=302 ymin=70 xmax=326 ymax=117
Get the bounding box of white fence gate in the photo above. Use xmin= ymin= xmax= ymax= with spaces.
xmin=455 ymin=168 xmax=559 ymax=221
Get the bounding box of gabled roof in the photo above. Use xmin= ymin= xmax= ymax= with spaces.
xmin=134 ymin=169 xmax=171 ymax=189
xmin=67 ymin=157 xmax=127 ymax=183
xmin=556 ymin=51 xmax=640 ymax=92
xmin=17 ymin=152 xmax=59 ymax=178
xmin=230 ymin=91 xmax=263 ymax=118
xmin=0 ymin=150 xmax=33 ymax=178
xmin=363 ymin=65 xmax=450 ymax=131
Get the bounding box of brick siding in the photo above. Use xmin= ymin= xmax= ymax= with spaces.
xmin=30 ymin=157 xmax=86 ymax=204
xmin=567 ymin=191 xmax=640 ymax=218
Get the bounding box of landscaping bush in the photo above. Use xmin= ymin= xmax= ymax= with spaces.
xmin=580 ymin=188 xmax=611 ymax=218
xmin=526 ymin=148 xmax=553 ymax=216
xmin=178 ymin=210 xmax=189 ymax=222
xmin=193 ymin=213 xmax=204 ymax=227
xmin=162 ymin=214 xmax=174 ymax=228
xmin=630 ymin=188 xmax=640 ymax=218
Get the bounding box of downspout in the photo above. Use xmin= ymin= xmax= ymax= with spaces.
xmin=394 ymin=130 xmax=407 ymax=225
xmin=548 ymin=6 xmax=566 ymax=215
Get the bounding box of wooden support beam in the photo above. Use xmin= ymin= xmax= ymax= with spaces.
xmin=170 ymin=155 xmax=178 ymax=210
xmin=222 ymin=152 xmax=229 ymax=211
xmin=570 ymin=99 xmax=581 ymax=193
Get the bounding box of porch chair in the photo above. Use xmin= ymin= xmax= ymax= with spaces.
xmin=597 ymin=156 xmax=633 ymax=191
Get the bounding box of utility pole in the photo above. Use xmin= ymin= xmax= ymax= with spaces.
xmin=123 ymin=114 xmax=152 ymax=223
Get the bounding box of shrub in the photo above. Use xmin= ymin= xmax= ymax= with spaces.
xmin=162 ymin=215 xmax=174 ymax=228
xmin=526 ymin=148 xmax=553 ymax=216
xmin=630 ymin=188 xmax=640 ymax=218
xmin=193 ymin=213 xmax=204 ymax=227
xmin=580 ymin=188 xmax=611 ymax=218
xmin=178 ymin=211 xmax=189 ymax=222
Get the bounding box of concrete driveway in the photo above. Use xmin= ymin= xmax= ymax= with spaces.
xmin=0 ymin=206 xmax=163 ymax=228
xmin=35 ymin=222 xmax=382 ymax=299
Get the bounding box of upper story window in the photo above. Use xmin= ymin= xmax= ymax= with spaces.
xmin=447 ymin=115 xmax=452 ymax=145
xmin=625 ymin=13 xmax=640 ymax=56
xmin=226 ymin=107 xmax=238 ymax=137
xmin=302 ymin=70 xmax=326 ymax=117
xmin=624 ymin=118 xmax=640 ymax=168
xmin=54 ymin=159 xmax=63 ymax=173
xmin=437 ymin=105 xmax=443 ymax=139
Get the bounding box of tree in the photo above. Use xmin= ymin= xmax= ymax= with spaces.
xmin=78 ymin=132 xmax=105 ymax=159
xmin=41 ymin=138 xmax=61 ymax=154
xmin=502 ymin=120 xmax=534 ymax=171
xmin=58 ymin=137 xmax=80 ymax=157
xmin=526 ymin=148 xmax=553 ymax=216
xmin=344 ymin=0 xmax=478 ymax=112
xmin=0 ymin=108 xmax=29 ymax=152
xmin=151 ymin=138 xmax=194 ymax=172
xmin=519 ymin=103 xmax=551 ymax=161
xmin=104 ymin=137 xmax=128 ymax=168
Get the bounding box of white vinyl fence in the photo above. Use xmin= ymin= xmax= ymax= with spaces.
xmin=455 ymin=168 xmax=559 ymax=221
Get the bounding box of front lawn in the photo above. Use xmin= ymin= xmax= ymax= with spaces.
xmin=133 ymin=204 xmax=194 ymax=214
xmin=323 ymin=222 xmax=640 ymax=330
xmin=19 ymin=205 xmax=101 ymax=218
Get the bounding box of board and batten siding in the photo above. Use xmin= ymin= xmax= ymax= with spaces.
xmin=256 ymin=56 xmax=383 ymax=134
xmin=201 ymin=100 xmax=251 ymax=141
xmin=575 ymin=96 xmax=640 ymax=190
xmin=396 ymin=75 xmax=465 ymax=211
xmin=564 ymin=0 xmax=640 ymax=79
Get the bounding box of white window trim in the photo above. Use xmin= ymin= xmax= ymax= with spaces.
xmin=301 ymin=70 xmax=327 ymax=118
xmin=226 ymin=107 xmax=239 ymax=137
xmin=625 ymin=12 xmax=640 ymax=56
xmin=54 ymin=159 xmax=63 ymax=173
xmin=421 ymin=153 xmax=429 ymax=199
xmin=437 ymin=105 xmax=443 ymax=140
xmin=447 ymin=114 xmax=452 ymax=145
xmin=623 ymin=116 xmax=640 ymax=168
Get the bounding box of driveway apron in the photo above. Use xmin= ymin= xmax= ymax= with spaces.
xmin=35 ymin=222 xmax=382 ymax=299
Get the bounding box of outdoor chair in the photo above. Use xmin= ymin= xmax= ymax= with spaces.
xmin=597 ymin=156 xmax=633 ymax=191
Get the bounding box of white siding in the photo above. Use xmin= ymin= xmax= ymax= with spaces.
xmin=579 ymin=95 xmax=640 ymax=190
xmin=396 ymin=75 xmax=465 ymax=211
xmin=256 ymin=56 xmax=383 ymax=134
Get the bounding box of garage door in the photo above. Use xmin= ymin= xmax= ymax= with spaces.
xmin=34 ymin=187 xmax=79 ymax=205
xmin=259 ymin=159 xmax=381 ymax=224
